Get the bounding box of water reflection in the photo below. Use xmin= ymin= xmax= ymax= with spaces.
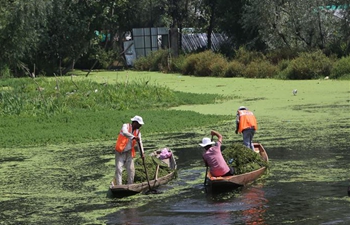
xmin=117 ymin=208 xmax=141 ymax=225
xmin=241 ymin=186 xmax=267 ymax=225
xmin=205 ymin=184 xmax=267 ymax=225
xmin=105 ymin=181 xmax=269 ymax=225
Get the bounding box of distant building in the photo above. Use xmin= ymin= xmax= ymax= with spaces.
xmin=123 ymin=27 xmax=228 ymax=66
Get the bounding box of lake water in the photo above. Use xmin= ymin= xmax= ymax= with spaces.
xmin=1 ymin=134 xmax=349 ymax=225
xmin=104 ymin=142 xmax=350 ymax=225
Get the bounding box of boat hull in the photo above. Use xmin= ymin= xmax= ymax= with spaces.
xmin=206 ymin=143 xmax=268 ymax=190
xmin=109 ymin=149 xmax=177 ymax=197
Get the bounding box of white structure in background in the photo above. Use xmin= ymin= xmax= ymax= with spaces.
xmin=123 ymin=27 xmax=228 ymax=66
xmin=123 ymin=40 xmax=136 ymax=66
xmin=123 ymin=27 xmax=169 ymax=66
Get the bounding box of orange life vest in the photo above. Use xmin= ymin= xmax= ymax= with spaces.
xmin=237 ymin=110 xmax=258 ymax=133
xmin=115 ymin=124 xmax=140 ymax=158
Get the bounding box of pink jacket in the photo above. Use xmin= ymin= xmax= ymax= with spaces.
xmin=202 ymin=141 xmax=230 ymax=177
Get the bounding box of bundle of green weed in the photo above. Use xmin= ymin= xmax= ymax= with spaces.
xmin=222 ymin=143 xmax=269 ymax=174
xmin=121 ymin=155 xmax=175 ymax=184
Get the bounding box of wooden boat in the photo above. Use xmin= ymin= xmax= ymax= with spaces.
xmin=109 ymin=148 xmax=177 ymax=197
xmin=205 ymin=143 xmax=269 ymax=190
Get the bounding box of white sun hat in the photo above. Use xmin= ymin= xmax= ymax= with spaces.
xmin=199 ymin=137 xmax=215 ymax=147
xmin=131 ymin=115 xmax=144 ymax=125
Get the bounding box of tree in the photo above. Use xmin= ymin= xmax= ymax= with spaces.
xmin=0 ymin=0 xmax=49 ymax=77
xmin=241 ymin=0 xmax=348 ymax=52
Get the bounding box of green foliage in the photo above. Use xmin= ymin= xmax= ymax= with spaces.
xmin=0 ymin=1 xmax=48 ymax=76
xmin=243 ymin=60 xmax=278 ymax=78
xmin=182 ymin=51 xmax=228 ymax=77
xmin=173 ymin=91 xmax=226 ymax=105
xmin=266 ymin=48 xmax=299 ymax=65
xmin=133 ymin=49 xmax=350 ymax=81
xmin=0 ymin=109 xmax=230 ymax=147
xmin=134 ymin=56 xmax=152 ymax=71
xmin=0 ymin=64 xmax=12 ymax=78
xmin=222 ymin=143 xmax=269 ymax=174
xmin=240 ymin=1 xmax=349 ymax=52
xmin=0 ymin=76 xmax=230 ymax=147
xmin=234 ymin=47 xmax=265 ymax=65
xmin=324 ymin=40 xmax=350 ymax=58
xmin=331 ymin=56 xmax=350 ymax=79
xmin=134 ymin=49 xmax=170 ymax=72
xmin=90 ymin=47 xmax=120 ymax=69
xmin=194 ymin=51 xmax=226 ymax=77
xmin=275 ymin=59 xmax=291 ymax=79
xmin=224 ymin=60 xmax=245 ymax=77
xmin=169 ymin=55 xmax=186 ymax=73
xmin=284 ymin=51 xmax=333 ymax=79
xmin=210 ymin=57 xmax=228 ymax=77
xmin=181 ymin=53 xmax=200 ymax=75
xmin=149 ymin=49 xmax=170 ymax=72
xmin=0 ymin=77 xmax=181 ymax=116
xmin=277 ymin=59 xmax=290 ymax=72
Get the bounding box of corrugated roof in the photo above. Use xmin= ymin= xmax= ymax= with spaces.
xmin=181 ymin=33 xmax=228 ymax=53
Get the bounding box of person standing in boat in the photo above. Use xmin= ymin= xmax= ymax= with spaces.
xmin=235 ymin=106 xmax=258 ymax=151
xmin=200 ymin=130 xmax=234 ymax=177
xmin=114 ymin=115 xmax=144 ymax=185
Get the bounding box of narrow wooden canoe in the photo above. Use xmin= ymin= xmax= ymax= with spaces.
xmin=205 ymin=143 xmax=269 ymax=189
xmin=109 ymin=148 xmax=177 ymax=197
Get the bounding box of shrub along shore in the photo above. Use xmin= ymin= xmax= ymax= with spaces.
xmin=134 ymin=48 xmax=350 ymax=80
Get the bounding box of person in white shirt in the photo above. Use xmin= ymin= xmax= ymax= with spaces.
xmin=114 ymin=115 xmax=144 ymax=185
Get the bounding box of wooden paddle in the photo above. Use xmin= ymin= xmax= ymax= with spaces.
xmin=203 ymin=135 xmax=214 ymax=186
xmin=137 ymin=140 xmax=160 ymax=194
xmin=204 ymin=166 xmax=208 ymax=186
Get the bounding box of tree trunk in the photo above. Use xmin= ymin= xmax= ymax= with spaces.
xmin=207 ymin=0 xmax=217 ymax=50
xmin=170 ymin=28 xmax=179 ymax=57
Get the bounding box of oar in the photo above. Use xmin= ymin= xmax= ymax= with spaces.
xmin=204 ymin=166 xmax=208 ymax=186
xmin=203 ymin=135 xmax=214 ymax=186
xmin=137 ymin=141 xmax=160 ymax=194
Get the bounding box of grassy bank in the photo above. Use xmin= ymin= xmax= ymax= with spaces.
xmin=1 ymin=70 xmax=348 ymax=148
xmin=0 ymin=74 xmax=230 ymax=147
xmin=81 ymin=70 xmax=350 ymax=149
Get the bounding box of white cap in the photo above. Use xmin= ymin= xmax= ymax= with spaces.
xmin=131 ymin=115 xmax=144 ymax=125
xmin=238 ymin=106 xmax=247 ymax=110
xmin=199 ymin=137 xmax=215 ymax=147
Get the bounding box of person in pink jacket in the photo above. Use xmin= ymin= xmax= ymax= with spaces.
xmin=200 ymin=130 xmax=234 ymax=177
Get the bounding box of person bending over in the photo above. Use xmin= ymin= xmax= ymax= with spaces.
xmin=200 ymin=130 xmax=234 ymax=177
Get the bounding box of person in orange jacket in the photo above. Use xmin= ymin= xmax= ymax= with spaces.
xmin=235 ymin=106 xmax=258 ymax=151
xmin=113 ymin=115 xmax=144 ymax=185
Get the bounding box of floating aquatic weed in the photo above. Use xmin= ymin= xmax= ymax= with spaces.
xmin=222 ymin=143 xmax=269 ymax=175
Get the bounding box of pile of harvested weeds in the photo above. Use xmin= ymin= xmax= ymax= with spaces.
xmin=222 ymin=143 xmax=269 ymax=175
